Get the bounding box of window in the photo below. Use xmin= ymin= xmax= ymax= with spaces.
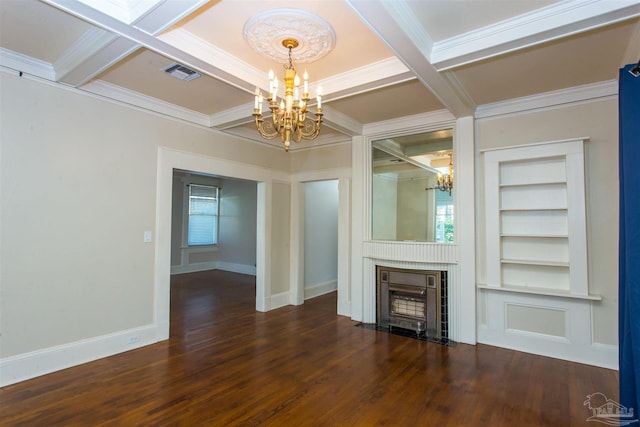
xmin=435 ymin=189 xmax=454 ymax=243
xmin=188 ymin=184 xmax=219 ymax=246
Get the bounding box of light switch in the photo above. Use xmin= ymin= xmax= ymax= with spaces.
xmin=143 ymin=231 xmax=152 ymax=243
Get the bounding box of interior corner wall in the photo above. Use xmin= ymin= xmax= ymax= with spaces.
xmin=475 ymin=98 xmax=619 ymax=365
xmin=303 ymin=180 xmax=339 ymax=298
xmin=270 ymin=181 xmax=291 ymax=298
xmin=0 ymin=71 xmax=290 ymax=385
xmin=217 ymin=178 xmax=257 ymax=273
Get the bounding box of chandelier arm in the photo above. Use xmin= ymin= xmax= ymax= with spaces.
xmin=297 ymin=114 xmax=323 ymax=139
xmin=253 ymin=114 xmax=279 ymax=139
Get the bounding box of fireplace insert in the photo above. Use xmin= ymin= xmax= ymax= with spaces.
xmin=376 ymin=266 xmax=447 ymax=339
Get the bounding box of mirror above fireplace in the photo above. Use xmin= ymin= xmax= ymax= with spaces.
xmin=371 ymin=129 xmax=454 ymax=243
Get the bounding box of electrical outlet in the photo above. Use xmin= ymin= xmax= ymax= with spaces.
xmin=127 ymin=335 xmax=140 ymax=344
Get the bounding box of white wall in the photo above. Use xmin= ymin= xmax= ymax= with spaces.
xmin=0 ymin=71 xmax=292 ymax=385
xmin=303 ymin=180 xmax=339 ymax=299
xmin=217 ymin=178 xmax=257 ymax=274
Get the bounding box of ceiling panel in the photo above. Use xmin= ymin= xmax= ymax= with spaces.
xmin=0 ymin=0 xmax=92 ymax=63
xmin=97 ymin=49 xmax=250 ymax=116
xmin=408 ymin=0 xmax=561 ymax=42
xmin=327 ymin=79 xmax=446 ymax=124
xmin=451 ymin=19 xmax=639 ymax=105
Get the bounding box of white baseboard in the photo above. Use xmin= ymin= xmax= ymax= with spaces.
xmin=304 ymin=280 xmax=337 ymax=300
xmin=215 ymin=261 xmax=256 ymax=276
xmin=269 ymin=291 xmax=291 ymax=310
xmin=0 ymin=324 xmax=158 ymax=387
xmin=171 ymin=261 xmax=256 ymax=276
xmin=170 ymin=261 xmax=217 ymax=275
xmin=338 ymin=300 xmax=351 ymax=317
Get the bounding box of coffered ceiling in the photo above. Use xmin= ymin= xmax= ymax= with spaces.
xmin=1 ymin=0 xmax=638 ymax=151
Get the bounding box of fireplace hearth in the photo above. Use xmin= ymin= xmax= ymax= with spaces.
xmin=376 ymin=266 xmax=448 ymax=341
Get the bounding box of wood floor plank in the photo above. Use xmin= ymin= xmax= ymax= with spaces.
xmin=0 ymin=270 xmax=618 ymax=426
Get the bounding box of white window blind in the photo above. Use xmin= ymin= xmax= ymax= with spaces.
xmin=188 ymin=184 xmax=219 ymax=246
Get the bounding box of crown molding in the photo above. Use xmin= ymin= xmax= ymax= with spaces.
xmin=0 ymin=48 xmax=55 ymax=81
xmin=82 ymin=79 xmax=212 ymax=126
xmin=431 ymin=0 xmax=640 ymax=71
xmin=363 ymin=109 xmax=456 ymax=137
xmin=220 ymin=125 xmax=351 ymax=152
xmin=317 ymin=56 xmax=411 ymax=101
xmin=475 ymin=80 xmax=618 ymax=119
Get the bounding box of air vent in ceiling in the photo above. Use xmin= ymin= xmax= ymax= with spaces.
xmin=163 ymin=63 xmax=201 ymax=81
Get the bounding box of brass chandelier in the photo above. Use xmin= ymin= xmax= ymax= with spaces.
xmin=252 ymin=39 xmax=323 ymax=151
xmin=436 ymin=153 xmax=454 ymax=194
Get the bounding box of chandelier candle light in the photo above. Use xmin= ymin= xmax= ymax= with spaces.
xmin=253 ymin=39 xmax=323 ymax=151
xmin=436 ymin=153 xmax=454 ymax=194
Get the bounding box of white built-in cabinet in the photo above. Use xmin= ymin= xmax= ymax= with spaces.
xmin=481 ymin=138 xmax=599 ymax=300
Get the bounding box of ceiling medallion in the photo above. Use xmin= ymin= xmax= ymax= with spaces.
xmin=242 ymin=8 xmax=336 ymax=63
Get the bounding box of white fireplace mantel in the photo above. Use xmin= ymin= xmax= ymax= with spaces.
xmin=350 ymin=114 xmax=476 ymax=345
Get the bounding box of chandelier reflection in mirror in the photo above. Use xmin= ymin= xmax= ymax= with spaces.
xmin=436 ymin=153 xmax=454 ymax=194
xmin=252 ymin=39 xmax=323 ymax=152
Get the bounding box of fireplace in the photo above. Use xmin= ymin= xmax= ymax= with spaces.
xmin=376 ymin=266 xmax=448 ymax=340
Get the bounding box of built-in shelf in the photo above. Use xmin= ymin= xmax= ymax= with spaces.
xmin=501 ymin=259 xmax=569 ymax=267
xmin=499 ymin=181 xmax=566 ymax=188
xmin=499 ymin=208 xmax=567 ymax=212
xmin=500 ymin=234 xmax=568 ymax=238
xmin=483 ymin=138 xmax=589 ymax=298
xmin=477 ymin=284 xmax=601 ymax=301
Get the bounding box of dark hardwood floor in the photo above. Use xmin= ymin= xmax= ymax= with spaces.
xmin=0 ymin=270 xmax=618 ymax=426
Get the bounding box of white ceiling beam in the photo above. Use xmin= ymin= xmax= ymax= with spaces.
xmin=133 ymin=0 xmax=209 ymax=35
xmin=431 ymin=0 xmax=640 ymax=71
xmin=74 ymin=0 xmax=164 ymax=25
xmin=345 ymin=0 xmax=475 ymax=117
xmin=42 ymin=0 xmax=215 ymax=88
xmin=53 ymin=27 xmax=139 ymax=86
